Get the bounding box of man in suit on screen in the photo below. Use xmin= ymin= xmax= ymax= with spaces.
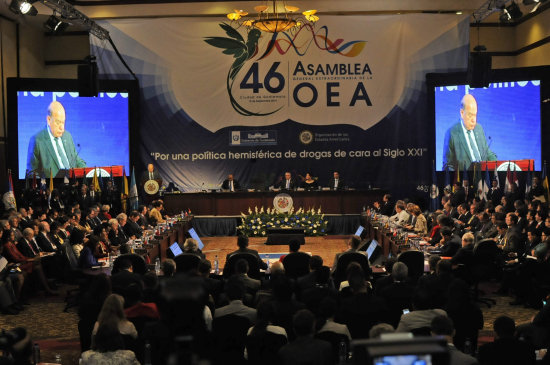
xmin=27 ymin=101 xmax=86 ymax=178
xmin=442 ymin=94 xmax=496 ymax=171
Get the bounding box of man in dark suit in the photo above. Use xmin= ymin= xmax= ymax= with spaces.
xmin=124 ymin=211 xmax=143 ymax=239
xmin=327 ymin=171 xmax=344 ymax=190
xmin=487 ymin=179 xmax=503 ymax=207
xmin=221 ymin=174 xmax=241 ymax=191
xmin=278 ymin=309 xmax=332 ymax=365
xmin=277 ymin=172 xmax=296 ymax=190
xmin=27 ymin=101 xmax=86 ymax=178
xmin=450 ymin=182 xmax=466 ymax=207
xmin=331 ymin=235 xmax=366 ymax=272
xmin=442 ymin=94 xmax=497 ymax=171
xmin=140 ymin=163 xmax=162 ymax=187
xmin=224 ymin=235 xmax=268 ymax=271
xmin=111 ymin=258 xmax=144 ymax=298
xmin=478 ymin=316 xmax=535 ymax=365
xmin=17 ymin=228 xmax=41 ymax=258
xmin=430 ymin=227 xmax=461 ymax=257
xmin=35 ymin=222 xmax=58 ymax=253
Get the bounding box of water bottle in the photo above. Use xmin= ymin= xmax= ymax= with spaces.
xmin=338 ymin=339 xmax=347 ymax=365
xmin=144 ymin=341 xmax=152 ymax=365
xmin=155 ymin=258 xmax=161 ymax=275
xmin=33 ymin=343 xmax=40 ymax=365
xmin=214 ymin=255 xmax=220 ymax=275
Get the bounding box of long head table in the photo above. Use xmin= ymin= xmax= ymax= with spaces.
xmin=162 ymin=190 xmax=385 ymax=216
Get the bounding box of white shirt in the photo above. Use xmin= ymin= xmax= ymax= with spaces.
xmin=460 ymin=121 xmax=481 ymax=162
xmin=47 ymin=126 xmax=69 ymax=169
xmin=334 ymin=179 xmax=339 ymax=188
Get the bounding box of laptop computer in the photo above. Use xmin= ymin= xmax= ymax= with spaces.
xmin=169 ymin=242 xmax=183 ymax=257
xmin=187 ymin=228 xmax=204 ymax=250
xmin=354 ymin=225 xmax=365 ymax=238
xmin=365 ymin=239 xmax=381 ymax=263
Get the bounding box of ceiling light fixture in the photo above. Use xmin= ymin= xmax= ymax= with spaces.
xmin=226 ymin=0 xmax=319 ymax=33
xmin=44 ymin=14 xmax=69 ymax=34
xmin=499 ymin=2 xmax=523 ymax=22
xmin=9 ymin=0 xmax=38 ymax=16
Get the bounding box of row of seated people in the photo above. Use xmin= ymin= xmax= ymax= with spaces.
xmin=75 ymin=245 xmax=548 ymax=365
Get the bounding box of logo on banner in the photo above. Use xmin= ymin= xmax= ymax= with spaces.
xmin=205 ymin=23 xmax=369 ymax=117
xmin=230 ymin=130 xmax=277 ymax=146
xmin=299 ymin=130 xmax=313 ymax=145
xmin=231 ymin=131 xmax=241 ymax=145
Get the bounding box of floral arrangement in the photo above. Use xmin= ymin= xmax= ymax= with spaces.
xmin=237 ymin=206 xmax=329 ymax=237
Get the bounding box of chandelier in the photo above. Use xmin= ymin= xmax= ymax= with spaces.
xmin=226 ymin=0 xmax=319 ymax=33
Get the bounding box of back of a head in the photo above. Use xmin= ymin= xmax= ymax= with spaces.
xmin=391 ymin=262 xmax=408 ymax=282
xmin=315 ymin=266 xmax=331 ymax=285
xmin=288 ymin=239 xmax=301 ymax=253
xmin=430 ymin=315 xmax=454 ymax=337
xmin=184 ymin=238 xmax=198 ymax=252
xmin=271 ymin=273 xmax=293 ymax=301
xmin=439 ymin=216 xmax=454 ymax=229
xmin=237 ymin=235 xmax=249 ymax=249
xmin=162 ymin=258 xmax=176 ymax=277
xmin=348 ymin=269 xmax=367 ymax=292
xmin=117 ymin=257 xmax=133 ymax=272
xmin=369 ymin=323 xmax=395 ymax=339
xmin=440 ymin=227 xmax=452 ymax=238
xmin=124 ymin=283 xmax=144 ymax=307
xmin=293 ymin=309 xmax=315 ymax=337
xmin=494 ymin=316 xmax=516 ymax=338
xmin=98 ymin=294 xmax=125 ymax=324
xmin=349 ymin=235 xmax=361 ymax=250
xmin=436 ymin=260 xmax=452 ymax=276
xmin=225 ymin=276 xmax=246 ymax=301
xmin=309 ymin=255 xmax=323 ymax=271
xmin=94 ymin=321 xmax=125 ymax=352
xmin=197 ymin=259 xmax=210 ymax=276
xmin=235 ymin=258 xmax=249 ymax=274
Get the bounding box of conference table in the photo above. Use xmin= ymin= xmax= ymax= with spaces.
xmin=162 ymin=189 xmax=385 ymax=216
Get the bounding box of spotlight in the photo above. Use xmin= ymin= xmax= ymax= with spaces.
xmin=499 ymin=2 xmax=523 ymax=22
xmin=9 ymin=0 xmax=38 ymax=16
xmin=44 ymin=15 xmax=68 ymax=34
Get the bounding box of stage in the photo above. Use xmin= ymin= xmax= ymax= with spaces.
xmin=200 ymin=235 xmax=351 ymax=270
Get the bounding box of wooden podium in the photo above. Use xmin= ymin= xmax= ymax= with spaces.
xmin=479 ymin=159 xmax=535 ymax=172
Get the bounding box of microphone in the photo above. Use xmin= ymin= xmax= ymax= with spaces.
xmin=481 ymin=136 xmax=493 ymax=162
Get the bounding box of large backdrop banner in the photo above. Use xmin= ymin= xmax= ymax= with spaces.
xmin=92 ymin=14 xmax=469 ymax=195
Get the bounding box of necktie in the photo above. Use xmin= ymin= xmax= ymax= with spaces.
xmin=27 ymin=240 xmax=37 ymax=256
xmin=467 ymin=130 xmax=481 ymax=161
xmin=55 ymin=137 xmax=71 ymax=169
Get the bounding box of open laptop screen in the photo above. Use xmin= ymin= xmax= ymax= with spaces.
xmin=366 ymin=239 xmax=378 ymax=260
xmin=169 ymin=242 xmax=183 ymax=257
xmin=188 ymin=228 xmax=204 ymax=250
xmin=354 ymin=225 xmax=365 ymax=237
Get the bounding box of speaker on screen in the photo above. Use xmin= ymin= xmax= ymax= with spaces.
xmin=467 ymin=52 xmax=492 ymax=88
xmin=78 ymin=56 xmax=99 ymax=97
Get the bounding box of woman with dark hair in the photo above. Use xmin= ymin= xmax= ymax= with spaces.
xmin=245 ymin=300 xmax=287 ymax=365
xmin=70 ymin=228 xmax=85 ymax=259
xmin=92 ymin=294 xmax=138 ymax=350
xmin=79 ymin=235 xmax=103 ymax=269
xmin=301 ymin=173 xmax=318 ymax=190
xmin=81 ymin=321 xmax=140 ymax=364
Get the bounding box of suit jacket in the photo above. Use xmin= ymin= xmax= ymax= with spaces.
xmin=327 ymin=178 xmax=345 ymax=190
xmin=380 ymin=201 xmax=394 ymax=216
xmin=443 ymin=121 xmax=496 ymax=171
xmin=140 ymin=170 xmax=161 ymax=186
xmin=221 ymin=179 xmax=241 ymax=191
xmin=27 ymin=128 xmax=86 ymax=178
xmin=17 ymin=237 xmax=39 ymax=258
xmin=487 ymin=187 xmax=503 ymax=206
xmin=225 ymin=248 xmax=268 ymax=270
xmin=278 ymin=336 xmax=332 ymax=365
xmin=123 ymin=220 xmax=142 ymax=239
xmin=277 ymin=179 xmax=296 ymax=190
xmin=36 ymin=232 xmax=58 ymax=252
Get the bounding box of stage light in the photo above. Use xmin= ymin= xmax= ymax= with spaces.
xmin=9 ymin=0 xmax=38 ymax=16
xmin=499 ymin=2 xmax=523 ymax=22
xmin=44 ymin=14 xmax=69 ymax=34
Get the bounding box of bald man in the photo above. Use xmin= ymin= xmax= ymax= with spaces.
xmin=27 ymin=101 xmax=86 ymax=177
xmin=442 ymin=94 xmax=496 ymax=171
